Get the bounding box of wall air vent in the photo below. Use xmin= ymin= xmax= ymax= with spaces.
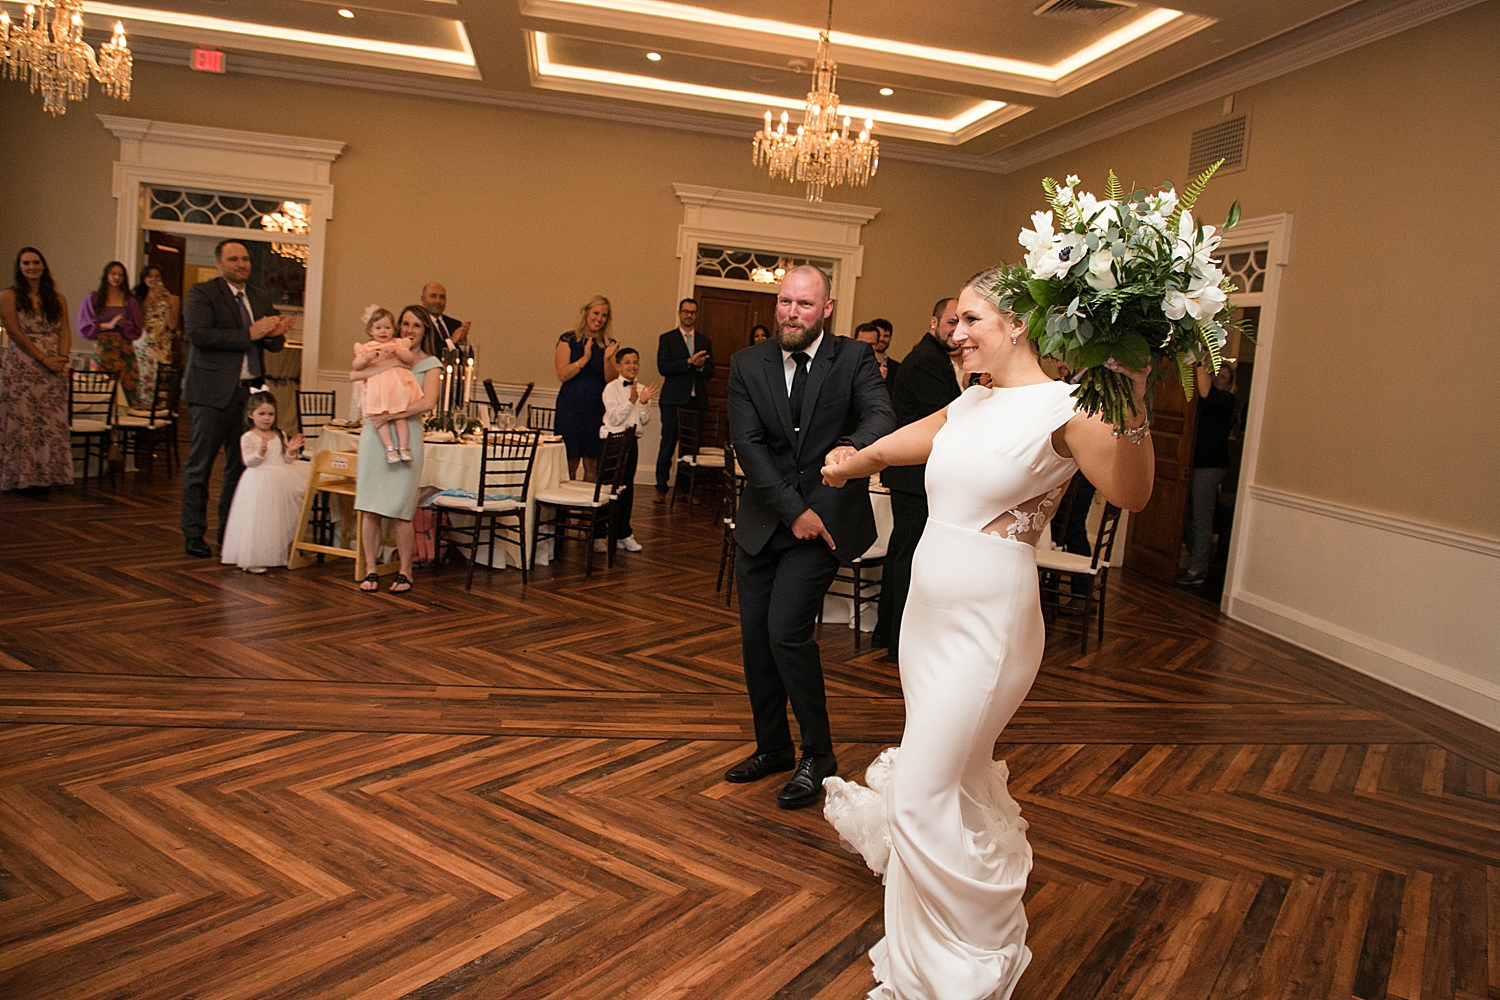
xmin=1188 ymin=114 xmax=1250 ymax=176
xmin=1032 ymin=0 xmax=1135 ymax=26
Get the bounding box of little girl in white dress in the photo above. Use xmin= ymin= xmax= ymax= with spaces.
xmin=221 ymin=392 xmax=307 ymax=573
xmin=352 ymin=306 xmax=424 ymax=463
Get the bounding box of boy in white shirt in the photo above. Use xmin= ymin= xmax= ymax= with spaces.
xmin=600 ymin=347 xmax=656 ymax=552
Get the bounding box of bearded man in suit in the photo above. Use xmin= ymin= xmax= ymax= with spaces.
xmin=180 ymin=239 xmax=293 ymax=556
xmin=724 ymin=265 xmax=894 ymax=808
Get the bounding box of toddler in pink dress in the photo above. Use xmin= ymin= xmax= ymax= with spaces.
xmin=352 ymin=307 xmax=424 ymax=463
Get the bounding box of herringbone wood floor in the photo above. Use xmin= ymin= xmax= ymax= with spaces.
xmin=1 ymin=471 xmax=1496 ymax=1000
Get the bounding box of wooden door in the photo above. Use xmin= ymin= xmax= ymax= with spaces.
xmin=693 ymin=285 xmax=777 ymax=445
xmin=144 ymin=231 xmax=187 ymax=297
xmin=1124 ymin=375 xmax=1198 ymax=582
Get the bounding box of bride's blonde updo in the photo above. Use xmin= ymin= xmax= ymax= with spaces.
xmin=964 ymin=268 xmax=1038 ymax=353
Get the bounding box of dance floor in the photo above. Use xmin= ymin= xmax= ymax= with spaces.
xmin=1 ymin=471 xmax=1496 ymax=999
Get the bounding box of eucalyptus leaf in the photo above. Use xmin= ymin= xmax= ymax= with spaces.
xmin=1225 ymin=200 xmax=1241 ymax=230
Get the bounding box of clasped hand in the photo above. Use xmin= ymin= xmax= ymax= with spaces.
xmin=250 ymin=315 xmax=294 ymax=341
xmin=820 ymin=445 xmax=858 ymax=489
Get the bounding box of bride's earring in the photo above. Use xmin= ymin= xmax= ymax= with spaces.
xmin=1011 ymin=335 xmax=1019 ymax=345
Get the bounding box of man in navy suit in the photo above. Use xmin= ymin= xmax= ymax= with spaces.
xmin=724 ymin=266 xmax=894 ymax=808
xmin=653 ymin=298 xmax=714 ymax=501
xmin=179 ymin=239 xmax=292 ymax=556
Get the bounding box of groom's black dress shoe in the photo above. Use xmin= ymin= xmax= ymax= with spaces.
xmin=185 ymin=538 xmax=212 ymax=558
xmin=777 ymin=752 xmax=838 ymax=809
xmin=724 ymin=749 xmax=796 ymax=783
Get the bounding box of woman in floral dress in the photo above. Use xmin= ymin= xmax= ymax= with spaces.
xmin=0 ymin=247 xmax=74 ymax=495
xmin=133 ymin=263 xmax=180 ymax=407
xmin=77 ymin=260 xmax=143 ymax=403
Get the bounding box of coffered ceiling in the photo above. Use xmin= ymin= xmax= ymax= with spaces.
xmin=60 ymin=0 xmax=1483 ymax=172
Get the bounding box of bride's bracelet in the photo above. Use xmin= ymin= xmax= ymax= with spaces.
xmin=1113 ymin=422 xmax=1150 ymax=445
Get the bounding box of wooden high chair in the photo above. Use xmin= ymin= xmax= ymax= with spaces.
xmin=287 ymin=450 xmax=398 ymax=580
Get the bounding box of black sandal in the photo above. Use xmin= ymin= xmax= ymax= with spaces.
xmin=388 ymin=573 xmax=412 ymax=594
xmin=359 ymin=573 xmax=380 ymax=593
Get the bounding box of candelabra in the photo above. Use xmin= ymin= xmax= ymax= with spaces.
xmin=0 ymin=1 xmax=132 ymax=117
xmin=751 ymin=2 xmax=877 ymax=203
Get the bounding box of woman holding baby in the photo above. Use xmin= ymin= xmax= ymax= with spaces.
xmin=350 ymin=304 xmax=443 ymax=594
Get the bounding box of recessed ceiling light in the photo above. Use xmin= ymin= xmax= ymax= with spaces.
xmin=646 ymin=51 xmax=661 ymax=61
xmin=337 ymin=8 xmax=354 ymax=17
xmin=879 ymin=87 xmax=893 ymax=96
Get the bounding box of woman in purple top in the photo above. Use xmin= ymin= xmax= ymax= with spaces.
xmin=77 ymin=260 xmax=144 ymax=403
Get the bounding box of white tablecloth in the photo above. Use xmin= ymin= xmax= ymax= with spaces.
xmin=313 ymin=427 xmax=570 ymax=569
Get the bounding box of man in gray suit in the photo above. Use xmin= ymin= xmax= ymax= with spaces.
xmin=180 ymin=239 xmax=293 ymax=556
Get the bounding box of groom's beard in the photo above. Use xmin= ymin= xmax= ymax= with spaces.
xmin=776 ymin=318 xmax=821 ymax=352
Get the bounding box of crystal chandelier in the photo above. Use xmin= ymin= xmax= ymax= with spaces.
xmin=260 ymin=201 xmax=311 ymax=266
xmin=752 ymin=1 xmax=877 ymax=203
xmin=0 ymin=1 xmax=132 ymax=117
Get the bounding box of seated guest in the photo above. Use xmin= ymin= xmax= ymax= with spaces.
xmin=854 ymin=322 xmax=892 ymax=394
xmin=601 ymin=347 xmax=656 ymax=553
xmin=420 ymin=282 xmax=472 ymax=366
xmin=871 ymin=317 xmax=900 ymax=392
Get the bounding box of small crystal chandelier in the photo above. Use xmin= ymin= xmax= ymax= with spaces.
xmin=0 ymin=1 xmax=132 ymax=117
xmin=752 ymin=0 xmax=878 ymax=203
xmin=260 ymin=201 xmax=311 ymax=266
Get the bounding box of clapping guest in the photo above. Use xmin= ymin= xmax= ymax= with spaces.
xmin=854 ymin=322 xmax=891 ymax=391
xmin=77 ymin=261 xmax=143 ymax=403
xmin=601 ymin=347 xmax=655 ymax=553
xmin=0 ymin=247 xmax=74 ymax=495
xmin=871 ymin=317 xmax=900 ymax=392
xmin=133 ymin=264 xmax=180 ymax=408
xmin=653 ymin=297 xmax=714 ymax=502
xmin=420 ymin=282 xmax=473 ymax=365
xmin=555 ymin=294 xmax=619 ymax=480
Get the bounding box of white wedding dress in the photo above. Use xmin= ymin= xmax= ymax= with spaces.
xmin=824 ymin=380 xmax=1081 ymax=1000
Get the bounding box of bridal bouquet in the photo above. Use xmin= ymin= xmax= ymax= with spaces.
xmin=979 ymin=160 xmax=1241 ymax=429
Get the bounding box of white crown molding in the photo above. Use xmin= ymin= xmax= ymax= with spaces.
xmin=98 ymin=114 xmax=347 ymax=164
xmin=672 ymin=184 xmax=879 ymax=227
xmin=986 ymin=0 xmax=1489 ymax=174
xmin=1246 ymin=485 xmax=1500 ymax=558
xmin=518 ymin=0 xmax=1214 ymax=99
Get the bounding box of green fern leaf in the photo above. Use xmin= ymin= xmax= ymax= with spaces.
xmin=1105 ymin=170 xmax=1123 ymax=202
xmin=1174 ymin=352 xmax=1195 ymax=400
xmin=1168 ymin=159 xmax=1223 ymax=230
xmin=1195 ymin=320 xmax=1225 ymax=372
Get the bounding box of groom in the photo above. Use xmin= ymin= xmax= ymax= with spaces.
xmin=725 ymin=265 xmax=894 ymax=808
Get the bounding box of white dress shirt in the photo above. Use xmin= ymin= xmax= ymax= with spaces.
xmin=781 ymin=331 xmax=824 ymax=394
xmin=226 ymin=279 xmax=257 ymax=381
xmin=600 ymin=376 xmax=653 ymax=438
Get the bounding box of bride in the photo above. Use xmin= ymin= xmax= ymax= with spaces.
xmin=819 ymin=268 xmax=1155 ymax=1000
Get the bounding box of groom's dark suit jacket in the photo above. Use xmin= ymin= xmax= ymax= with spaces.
xmin=182 ymin=277 xmax=284 ymax=408
xmin=728 ymin=334 xmax=894 ymax=562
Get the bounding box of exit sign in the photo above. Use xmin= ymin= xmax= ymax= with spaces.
xmin=192 ymin=48 xmax=226 ymax=73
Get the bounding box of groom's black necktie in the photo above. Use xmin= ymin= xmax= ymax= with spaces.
xmin=788 ymin=351 xmax=810 ymax=434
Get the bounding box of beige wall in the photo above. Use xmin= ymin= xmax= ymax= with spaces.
xmin=997 ymin=1 xmax=1500 ymax=538
xmin=0 ymin=60 xmax=1003 ymax=389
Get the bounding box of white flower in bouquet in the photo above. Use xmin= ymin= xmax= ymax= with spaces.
xmin=1163 ymin=266 xmax=1228 ymax=323
xmin=1019 ymin=211 xmax=1089 ymax=281
xmin=1085 ymin=247 xmax=1118 ymax=290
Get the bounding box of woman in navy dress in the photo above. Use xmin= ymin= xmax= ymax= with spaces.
xmin=553 ymin=294 xmax=619 ymax=480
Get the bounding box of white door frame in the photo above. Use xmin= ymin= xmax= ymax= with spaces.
xmin=672 ymin=183 xmax=879 ymax=340
xmin=1218 ymin=212 xmax=1294 ymax=613
xmin=97 ymin=115 xmax=346 ymax=390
